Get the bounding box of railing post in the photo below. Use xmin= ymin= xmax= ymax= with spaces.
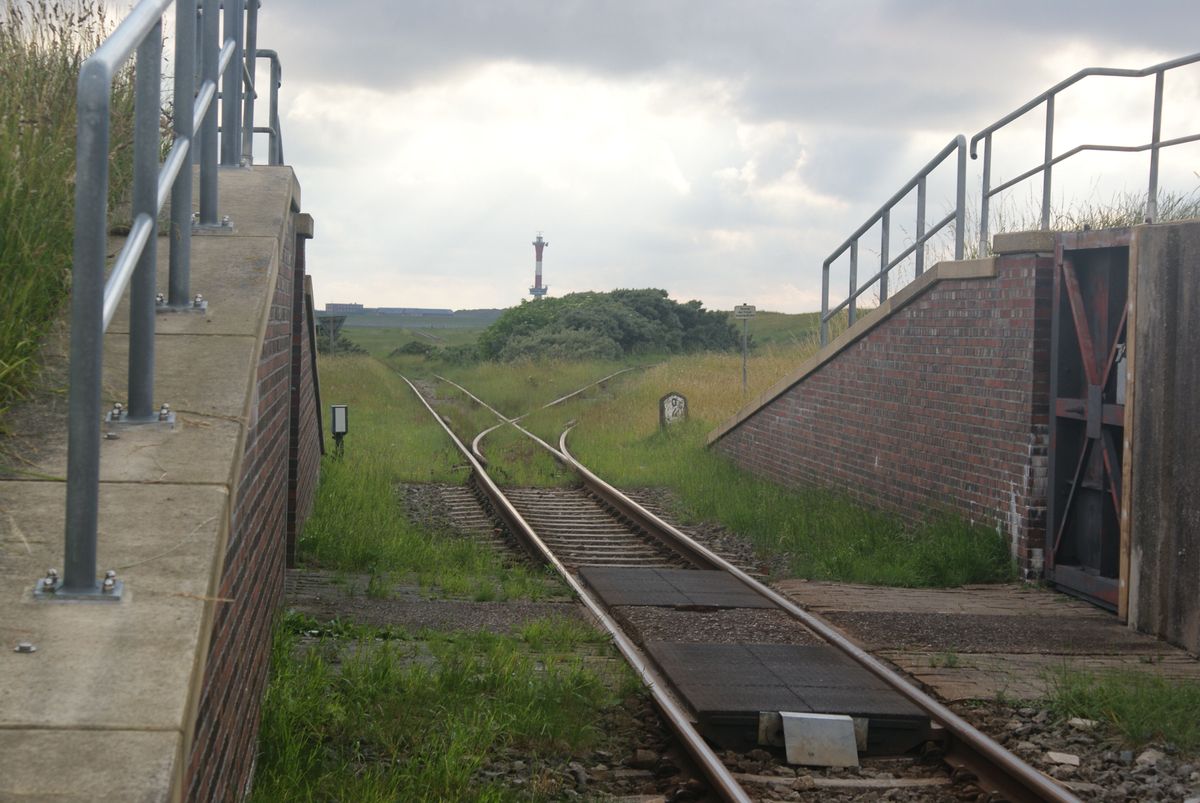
xmin=1147 ymin=70 xmax=1164 ymax=222
xmin=62 ymin=61 xmax=111 ymax=595
xmin=220 ymin=0 xmax=244 ymax=166
xmin=128 ymin=22 xmax=162 ymax=421
xmin=199 ymin=0 xmax=220 ymax=223
xmin=269 ymin=53 xmax=281 ymax=164
xmin=979 ymin=133 xmax=992 ymax=256
xmin=242 ymin=0 xmax=258 ymax=162
xmin=170 ymin=0 xmax=197 ymax=305
xmin=954 ymin=137 xmax=966 ymax=260
xmin=848 ymin=241 xmax=858 ymax=325
xmin=1041 ymin=95 xmax=1054 ymax=229
xmin=879 ymin=209 xmax=890 ymax=302
xmin=820 ymin=261 xmax=830 ymax=346
xmin=915 ymin=177 xmax=926 ymax=276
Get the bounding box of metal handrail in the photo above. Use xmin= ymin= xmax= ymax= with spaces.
xmin=819 ymin=51 xmax=1200 ymax=347
xmin=44 ymin=0 xmax=284 ymax=600
xmin=970 ymin=51 xmax=1200 ymax=256
xmin=820 ymin=136 xmax=966 ymax=344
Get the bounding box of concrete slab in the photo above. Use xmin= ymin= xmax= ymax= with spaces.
xmin=0 ymin=481 xmax=227 ymax=730
xmin=580 ymin=567 xmax=774 ymax=608
xmin=107 ymin=235 xmax=279 ymax=338
xmin=0 ymin=164 xmax=299 ymax=801
xmin=0 ymin=729 xmax=179 ymax=803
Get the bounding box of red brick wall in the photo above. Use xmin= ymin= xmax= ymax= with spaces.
xmin=185 ymin=209 xmax=322 ymax=801
xmin=714 ymin=251 xmax=1053 ymax=577
xmin=288 ymin=228 xmax=320 ymax=567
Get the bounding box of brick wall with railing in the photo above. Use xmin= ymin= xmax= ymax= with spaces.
xmin=713 ymin=244 xmax=1054 ymax=577
xmin=184 ymin=209 xmax=322 ymax=801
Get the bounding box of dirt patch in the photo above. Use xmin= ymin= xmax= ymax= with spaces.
xmin=286 ymin=569 xmax=579 ymax=633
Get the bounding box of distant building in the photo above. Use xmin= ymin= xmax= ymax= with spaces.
xmin=375 ymin=307 xmax=454 ymax=316
xmin=324 ymin=303 xmax=364 ymax=314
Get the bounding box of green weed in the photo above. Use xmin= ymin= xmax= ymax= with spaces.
xmin=1046 ymin=667 xmax=1200 ymax=751
xmin=252 ymin=613 xmax=637 ymax=802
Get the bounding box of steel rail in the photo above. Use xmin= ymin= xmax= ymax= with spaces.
xmin=441 ymin=368 xmax=638 ymax=464
xmin=399 ymin=374 xmax=752 ymax=803
xmin=430 ymin=373 xmax=1079 ymax=800
xmin=556 ymin=429 xmax=1081 ymax=803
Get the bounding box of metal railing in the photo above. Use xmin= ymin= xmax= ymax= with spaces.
xmin=39 ymin=0 xmax=284 ymax=600
xmin=970 ymin=51 xmax=1200 ymax=256
xmin=820 ymin=136 xmax=966 ymax=345
xmin=820 ymin=50 xmax=1200 ymax=346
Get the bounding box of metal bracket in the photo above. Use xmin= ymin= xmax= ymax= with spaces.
xmin=33 ymin=569 xmax=124 ymax=602
xmin=192 ymin=213 xmax=234 ymax=234
xmin=156 ymin=293 xmax=209 ymax=315
xmin=105 ymin=402 xmax=177 ymax=430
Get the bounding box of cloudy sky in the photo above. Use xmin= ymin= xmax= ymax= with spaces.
xmin=257 ymin=1 xmax=1199 ymax=313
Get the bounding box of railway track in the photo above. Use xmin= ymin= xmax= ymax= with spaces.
xmin=401 ymin=372 xmax=1082 ymax=803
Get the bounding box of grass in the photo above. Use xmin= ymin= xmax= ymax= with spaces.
xmin=300 ymin=356 xmax=563 ymax=600
xmin=0 ymin=0 xmax=134 ymax=425
xmin=1046 ymin=666 xmax=1200 ymax=752
xmin=252 ymin=611 xmax=638 ymax=802
xmin=429 ymin=346 xmax=1014 ymax=587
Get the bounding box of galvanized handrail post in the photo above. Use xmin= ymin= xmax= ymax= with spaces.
xmin=847 ymin=240 xmax=858 ymax=325
xmin=878 ymin=208 xmax=889 ymax=302
xmin=268 ymin=52 xmax=282 ymax=163
xmin=62 ymin=62 xmax=112 ymax=595
xmin=241 ymin=0 xmax=258 ymax=161
xmin=819 ymin=261 xmax=830 ymax=345
xmin=1147 ymin=70 xmax=1164 ymax=222
xmin=127 ymin=22 xmax=163 ymax=421
xmin=1041 ymin=95 xmax=1055 ymax=229
xmin=914 ymin=176 xmax=926 ymax=276
xmin=220 ymin=0 xmax=244 ymax=166
xmin=198 ymin=0 xmax=220 ymax=223
xmin=979 ymin=132 xmax=992 ymax=256
xmin=169 ymin=0 xmax=197 ymax=305
xmin=954 ymin=139 xmax=966 ymax=260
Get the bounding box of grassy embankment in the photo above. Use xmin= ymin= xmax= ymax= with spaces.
xmin=0 ymin=0 xmax=133 ymax=428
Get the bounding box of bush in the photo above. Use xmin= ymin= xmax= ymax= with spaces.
xmin=478 ymin=288 xmax=738 ymax=361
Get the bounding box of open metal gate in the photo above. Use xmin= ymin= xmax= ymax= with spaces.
xmin=1046 ymin=232 xmax=1130 ymax=610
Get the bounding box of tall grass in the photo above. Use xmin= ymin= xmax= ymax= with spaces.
xmin=302 ymin=357 xmax=563 ymax=599
xmin=0 ymin=0 xmax=134 ymax=422
xmin=252 ymin=613 xmax=638 ymax=802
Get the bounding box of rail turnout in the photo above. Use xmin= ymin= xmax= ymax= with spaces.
xmin=401 ymin=372 xmax=1082 ymax=803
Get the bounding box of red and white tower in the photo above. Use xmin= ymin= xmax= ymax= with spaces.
xmin=529 ymin=232 xmax=549 ymax=299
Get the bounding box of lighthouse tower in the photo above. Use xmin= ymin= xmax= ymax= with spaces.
xmin=529 ymin=233 xmax=549 ymax=299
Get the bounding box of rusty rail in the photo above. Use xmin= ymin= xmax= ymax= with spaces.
xmin=399 ymin=374 xmax=753 ymax=803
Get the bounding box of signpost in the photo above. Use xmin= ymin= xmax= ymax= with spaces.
xmin=734 ymin=304 xmax=756 ymax=395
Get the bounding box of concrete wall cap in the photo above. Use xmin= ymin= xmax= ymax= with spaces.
xmin=992 ymin=230 xmax=1056 ymax=255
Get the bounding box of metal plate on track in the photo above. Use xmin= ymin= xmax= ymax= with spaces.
xmin=646 ymin=642 xmax=926 ymax=722
xmin=579 ymin=567 xmax=774 ymax=608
